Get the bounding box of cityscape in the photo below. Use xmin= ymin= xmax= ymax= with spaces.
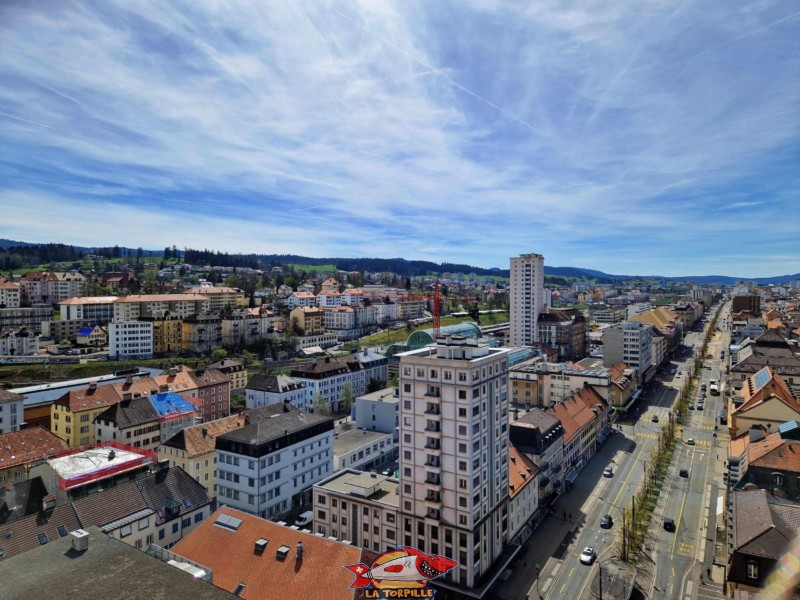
xmin=1 ymin=2 xmax=799 ymax=600
xmin=0 ymin=247 xmax=798 ymax=600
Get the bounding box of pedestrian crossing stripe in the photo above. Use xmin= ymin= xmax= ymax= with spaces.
xmin=636 ymin=433 xmax=658 ymax=439
xmin=678 ymin=543 xmax=694 ymax=557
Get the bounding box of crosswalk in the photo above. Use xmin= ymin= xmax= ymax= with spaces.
xmin=677 ymin=542 xmax=694 ymax=557
xmin=635 ymin=432 xmax=712 ymax=446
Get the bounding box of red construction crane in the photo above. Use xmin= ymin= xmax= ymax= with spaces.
xmin=431 ymin=279 xmax=479 ymax=338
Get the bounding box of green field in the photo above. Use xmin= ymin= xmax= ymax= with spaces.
xmin=287 ymin=263 xmax=337 ymax=273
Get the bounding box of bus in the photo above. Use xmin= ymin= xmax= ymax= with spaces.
xmin=710 ymin=380 xmax=719 ymax=396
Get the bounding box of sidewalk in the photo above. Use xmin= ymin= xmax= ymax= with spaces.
xmin=491 ymin=438 xmax=626 ymax=600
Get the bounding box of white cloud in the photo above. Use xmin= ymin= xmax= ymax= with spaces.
xmin=0 ymin=0 xmax=798 ymax=276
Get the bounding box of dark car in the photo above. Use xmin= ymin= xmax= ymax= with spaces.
xmin=600 ymin=514 xmax=614 ymax=529
xmin=679 ymin=468 xmax=689 ymax=478
xmin=651 ymin=414 xmax=659 ymax=423
xmin=664 ymin=517 xmax=676 ymax=532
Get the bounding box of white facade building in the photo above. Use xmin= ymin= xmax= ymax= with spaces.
xmin=215 ymin=404 xmax=334 ymax=519
xmin=59 ymin=296 xmax=118 ymax=323
xmin=396 ymin=338 xmax=511 ymax=590
xmin=0 ymin=327 xmax=39 ymax=356
xmin=602 ymin=321 xmax=653 ymax=379
xmin=0 ymin=389 xmax=24 ymax=434
xmin=0 ymin=281 xmax=21 ymax=309
xmin=109 ymin=321 xmax=154 ymax=360
xmin=510 ymin=253 xmax=545 ymax=346
xmin=286 ymin=292 xmax=316 ymax=309
xmin=245 ymin=374 xmax=306 ymax=409
xmin=333 ymin=428 xmax=396 ymax=471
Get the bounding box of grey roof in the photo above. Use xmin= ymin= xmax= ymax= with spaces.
xmin=334 ymin=428 xmax=392 ymax=455
xmin=71 ymin=483 xmax=149 ymax=529
xmin=0 ymin=527 xmax=235 ymax=599
xmin=246 ymin=374 xmax=304 ymax=394
xmin=207 ymin=359 xmax=244 ymax=371
xmin=11 ymin=368 xmax=161 ymax=409
xmin=0 ymin=389 xmax=24 ymax=404
xmin=732 ymin=490 xmax=800 ymax=559
xmin=94 ymin=396 xmax=158 ymax=429
xmin=0 ymin=503 xmax=81 ymax=561
xmin=100 ymin=508 xmax=155 ymax=533
xmin=136 ymin=467 xmax=211 ymax=522
xmin=219 ymin=403 xmax=332 ymax=445
xmin=356 ymin=387 xmax=399 ymax=403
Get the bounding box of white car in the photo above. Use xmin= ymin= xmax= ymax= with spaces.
xmin=579 ymin=547 xmax=597 ymax=565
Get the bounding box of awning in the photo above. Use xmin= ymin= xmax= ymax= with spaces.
xmin=565 ymin=469 xmax=579 ymax=484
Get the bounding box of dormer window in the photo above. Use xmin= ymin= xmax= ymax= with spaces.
xmin=746 ymin=561 xmax=758 ymax=580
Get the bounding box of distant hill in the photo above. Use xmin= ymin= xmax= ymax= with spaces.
xmin=1 ymin=239 xmax=796 ymax=283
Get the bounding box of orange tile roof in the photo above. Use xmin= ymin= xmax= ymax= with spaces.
xmin=55 ymin=385 xmax=122 ymax=412
xmin=767 ymin=319 xmax=783 ymax=330
xmin=171 ymin=415 xmax=247 ymax=458
xmin=509 ymin=443 xmax=539 ymax=498
xmin=113 ymin=370 xmax=197 ymax=398
xmin=293 ymin=292 xmax=316 ymax=298
xmin=173 ymin=506 xmax=363 ymax=600
xmin=58 ymin=296 xmax=118 ymax=305
xmin=728 ymin=432 xmax=750 ymax=459
xmin=114 ymin=294 xmax=208 ymax=303
xmin=0 ymin=426 xmax=70 ymax=470
xmin=749 ymin=433 xmax=800 ymax=473
xmin=735 ymin=368 xmax=799 ymax=416
xmin=547 ymin=387 xmax=606 ymax=444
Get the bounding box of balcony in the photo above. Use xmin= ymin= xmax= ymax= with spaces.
xmin=424 ymin=406 xmax=441 ymax=416
xmin=425 ymin=490 xmax=441 ymax=503
xmin=424 ymin=458 xmax=441 ymax=468
xmin=424 ymin=441 xmax=441 ymax=450
xmin=425 ymin=473 xmax=441 ymax=485
xmin=424 ymin=424 xmax=441 ymax=433
xmin=426 ymin=508 xmax=441 ymax=520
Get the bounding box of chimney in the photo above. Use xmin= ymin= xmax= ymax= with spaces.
xmin=108 ymin=449 xmax=116 ymax=461
xmin=122 ymin=392 xmax=133 ymax=402
xmin=296 ymin=541 xmax=304 ymax=560
xmin=125 ymin=375 xmax=133 ymax=385
xmin=88 ymin=381 xmax=97 ymax=391
xmin=168 ymin=367 xmax=177 ymax=377
xmin=244 ymin=414 xmax=251 ymax=425
xmin=42 ymin=494 xmax=56 ymax=512
xmin=202 ymin=427 xmax=208 ymax=438
xmin=159 ymin=384 xmax=169 ymax=393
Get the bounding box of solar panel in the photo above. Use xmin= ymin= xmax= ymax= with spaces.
xmin=753 ymin=368 xmax=771 ymax=390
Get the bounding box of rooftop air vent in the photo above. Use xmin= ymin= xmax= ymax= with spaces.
xmin=254 ymin=538 xmax=268 ymax=553
xmin=276 ymin=545 xmax=291 ymax=560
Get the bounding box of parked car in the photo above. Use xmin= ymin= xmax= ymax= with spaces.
xmin=579 ymin=547 xmax=597 ymax=565
xmin=679 ymin=468 xmax=689 ymax=478
xmin=686 ymin=438 xmax=695 ymax=445
xmin=600 ymin=514 xmax=614 ymax=529
xmin=689 ymin=404 xmax=694 ymax=410
xmin=651 ymin=414 xmax=659 ymax=423
xmin=664 ymin=517 xmax=676 ymax=532
xmin=603 ymin=467 xmax=614 ymax=478
xmin=696 ymin=404 xmax=703 ymax=411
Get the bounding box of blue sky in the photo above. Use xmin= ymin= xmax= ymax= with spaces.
xmin=0 ymin=1 xmax=798 ymax=277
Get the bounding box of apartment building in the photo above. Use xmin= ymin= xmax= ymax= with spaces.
xmin=59 ymin=296 xmax=117 ymax=323
xmin=0 ymin=389 xmax=25 ymax=434
xmin=507 ymin=443 xmax=540 ymax=545
xmin=510 ymin=408 xmax=565 ymax=507
xmin=159 ymin=414 xmax=247 ymax=498
xmin=322 ymin=306 xmax=355 ymax=331
xmin=286 ymin=291 xmax=316 ymax=309
xmin=20 ymin=272 xmax=86 ymax=305
xmin=113 ymin=294 xmax=210 ymax=322
xmin=355 ymin=387 xmax=399 ymax=434
xmin=602 ymin=321 xmax=654 ymax=380
xmin=0 ymin=306 xmax=53 ymax=334
xmin=208 ymin=359 xmax=247 ymax=392
xmin=396 ymin=337 xmax=511 ymax=591
xmin=333 ymin=428 xmax=396 ymax=471
xmin=0 ymin=426 xmax=69 ymax=485
xmin=215 ymin=403 xmax=334 ymax=519
xmin=290 ymin=306 xmax=324 ymax=334
xmin=187 ymin=367 xmax=231 ymax=422
xmin=109 ymin=320 xmax=154 ymax=360
xmin=0 ymin=326 xmax=39 ymax=356
xmin=510 ymin=253 xmax=545 ymax=346
xmin=184 ymin=286 xmax=244 ymax=311
xmin=312 ymin=470 xmax=400 ymax=550
xmin=182 ymin=313 xmax=222 ymax=354
xmin=139 ymin=313 xmax=183 ymax=355
xmin=397 ymin=299 xmax=426 ymax=321
xmin=316 ymin=290 xmax=342 ymax=307
xmin=245 ymin=374 xmax=306 ymax=409
xmin=535 ymin=309 xmax=587 ymax=361
xmin=51 ymin=383 xmax=122 ymax=447
xmin=288 ymin=350 xmax=388 ymax=413
xmin=221 ymin=309 xmax=262 ymax=348
xmin=0 ymin=280 xmax=21 ymax=308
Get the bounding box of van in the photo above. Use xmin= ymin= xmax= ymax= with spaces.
xmin=295 ymin=511 xmax=313 ymax=527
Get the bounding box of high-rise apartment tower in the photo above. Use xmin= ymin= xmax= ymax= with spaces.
xmin=509 ymin=253 xmax=545 ymax=346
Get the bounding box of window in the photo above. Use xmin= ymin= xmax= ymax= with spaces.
xmin=120 ymin=525 xmax=132 ymax=538
xmin=138 ymin=517 xmax=149 ymax=531
xmin=746 ymin=562 xmax=758 ymax=579
xmin=172 ymin=523 xmax=179 ymax=534
xmin=773 ymin=473 xmax=784 ymax=486
xmin=159 ymin=529 xmax=165 ymax=540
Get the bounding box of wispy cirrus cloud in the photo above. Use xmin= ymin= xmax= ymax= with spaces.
xmin=0 ymin=0 xmax=798 ymax=277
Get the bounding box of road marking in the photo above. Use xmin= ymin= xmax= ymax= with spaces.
xmin=669 ymin=583 xmax=673 ymax=595
xmin=560 ymin=582 xmax=565 ymax=595
xmin=541 ymin=577 xmax=553 ymax=593
xmin=568 ymin=567 xmax=574 ymax=578
xmin=672 ymin=567 xmax=675 ymax=577
xmin=671 ymin=449 xmax=694 ymax=557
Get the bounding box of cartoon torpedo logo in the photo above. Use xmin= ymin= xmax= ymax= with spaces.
xmin=344 ymin=546 xmax=458 ymax=589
